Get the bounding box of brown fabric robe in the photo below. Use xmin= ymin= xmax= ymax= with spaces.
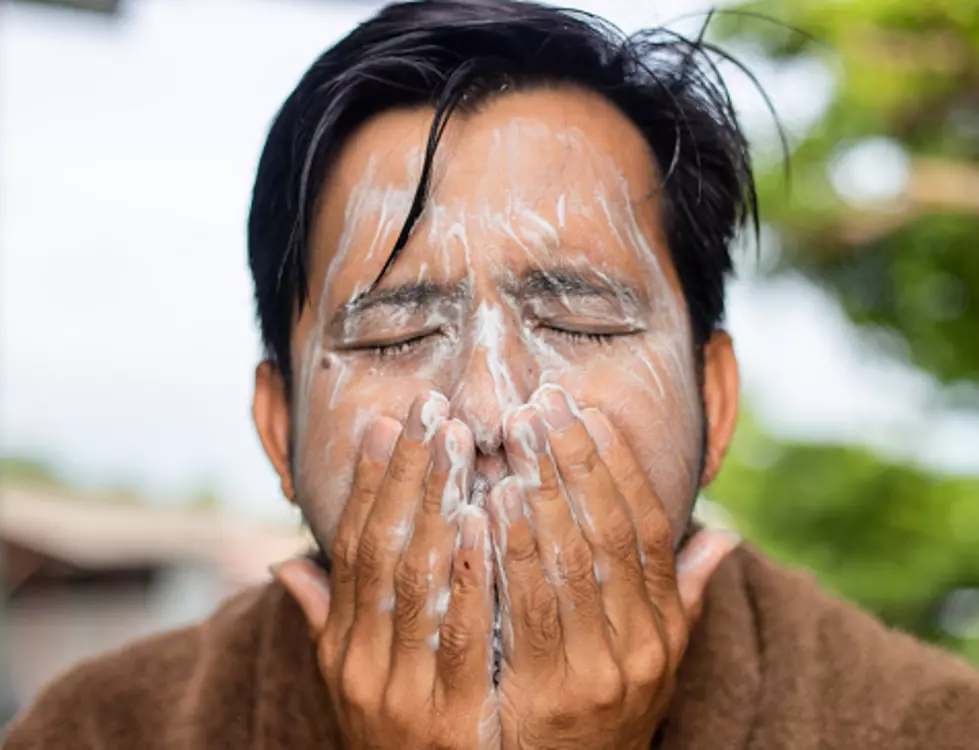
xmin=5 ymin=544 xmax=979 ymax=749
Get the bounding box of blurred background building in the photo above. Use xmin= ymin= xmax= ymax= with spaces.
xmin=0 ymin=460 xmax=309 ymax=725
xmin=2 ymin=0 xmax=978 ymax=729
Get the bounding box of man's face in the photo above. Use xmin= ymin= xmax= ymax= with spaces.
xmin=256 ymin=87 xmax=738 ymax=553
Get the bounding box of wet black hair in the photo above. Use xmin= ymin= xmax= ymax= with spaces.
xmin=248 ymin=0 xmax=760 ymax=392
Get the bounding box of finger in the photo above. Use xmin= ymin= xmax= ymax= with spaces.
xmin=389 ymin=420 xmax=473 ymax=692
xmin=422 ymin=419 xmax=473 ymax=521
xmin=347 ymin=392 xmax=449 ymax=681
xmin=675 ymin=529 xmax=741 ymax=624
xmin=486 ymin=476 xmax=561 ymax=674
xmin=587 ymin=408 xmax=687 ymax=660
xmin=542 ymin=406 xmax=648 ymax=654
xmin=276 ymin=558 xmax=332 ymax=638
xmin=328 ymin=417 xmax=401 ymax=639
xmin=507 ymin=398 xmax=607 ymax=660
xmin=436 ymin=508 xmax=494 ymax=707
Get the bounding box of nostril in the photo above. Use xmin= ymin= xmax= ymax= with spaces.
xmin=470 ymin=421 xmax=503 ymax=455
xmin=476 ymin=453 xmax=509 ymax=485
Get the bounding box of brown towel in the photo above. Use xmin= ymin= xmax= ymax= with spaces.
xmin=4 ymin=544 xmax=978 ymax=749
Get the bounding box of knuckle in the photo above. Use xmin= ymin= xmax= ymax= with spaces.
xmin=381 ymin=685 xmax=415 ymax=731
xmin=394 ymin=559 xmax=431 ymax=625
xmin=588 ymin=664 xmax=626 ymax=709
xmin=421 ymin=476 xmax=448 ymax=513
xmin=647 ymin=513 xmax=674 ymax=551
xmin=600 ymin=515 xmax=639 ymax=562
xmin=395 ymin=556 xmax=431 ymax=603
xmin=639 ymin=520 xmax=675 ymax=573
xmin=385 ymin=445 xmax=424 ymax=485
xmin=437 ymin=619 xmax=471 ymax=669
xmin=331 ymin=531 xmax=360 ymax=583
xmin=542 ymin=703 xmax=577 ymax=732
xmin=536 ymin=461 xmax=563 ymax=498
xmin=523 ymin=579 xmax=560 ymax=645
xmin=318 ymin=627 xmax=343 ymax=671
xmin=635 ymin=502 xmax=672 ymax=550
xmin=617 ymin=466 xmax=649 ymax=501
xmin=643 ymin=547 xmax=675 ymax=589
xmin=560 ymin=536 xmax=594 ymax=584
xmin=628 ymin=639 xmax=667 ymax=690
xmin=355 ymin=527 xmax=386 ymax=576
xmin=350 ymin=458 xmax=381 ymax=496
xmin=505 ymin=529 xmax=539 ymax=567
xmin=561 ymin=440 xmax=603 ymax=482
xmin=339 ymin=655 xmax=375 ymax=711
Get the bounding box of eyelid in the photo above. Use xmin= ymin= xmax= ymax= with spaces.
xmin=338 ymin=327 xmax=442 ymax=354
xmin=537 ymin=321 xmax=645 ymax=336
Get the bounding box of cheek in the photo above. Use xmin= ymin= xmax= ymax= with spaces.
xmin=293 ymin=360 xmax=436 ymax=549
xmin=550 ymin=345 xmax=702 ymax=537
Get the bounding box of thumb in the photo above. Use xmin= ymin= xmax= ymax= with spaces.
xmin=275 ymin=557 xmax=332 ymax=638
xmin=674 ymin=529 xmax=740 ymax=624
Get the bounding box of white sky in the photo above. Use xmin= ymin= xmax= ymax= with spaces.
xmin=1 ymin=0 xmax=976 ymax=522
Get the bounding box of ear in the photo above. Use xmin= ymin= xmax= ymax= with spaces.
xmin=253 ymin=361 xmax=296 ymax=503
xmin=700 ymin=331 xmax=739 ymax=487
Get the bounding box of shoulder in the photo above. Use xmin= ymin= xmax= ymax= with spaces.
xmin=736 ymin=545 xmax=979 ymax=749
xmin=2 ymin=585 xmax=274 ymax=750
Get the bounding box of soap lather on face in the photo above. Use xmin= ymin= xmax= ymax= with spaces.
xmin=291 ymin=90 xmax=704 ymax=559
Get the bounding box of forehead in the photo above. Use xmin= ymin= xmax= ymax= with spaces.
xmin=309 ymin=86 xmax=678 ymax=305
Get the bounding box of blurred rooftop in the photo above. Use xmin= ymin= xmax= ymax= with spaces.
xmin=1 ymin=483 xmax=312 ymax=590
xmin=0 ymin=481 xmax=312 ymax=719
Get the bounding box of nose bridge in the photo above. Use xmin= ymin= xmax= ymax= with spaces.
xmin=449 ymin=301 xmax=532 ymax=454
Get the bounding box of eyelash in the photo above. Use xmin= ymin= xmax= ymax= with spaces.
xmin=361 ymin=327 xmax=617 ymax=358
xmin=365 ymin=337 xmax=428 ymax=358
xmin=551 ymin=328 xmax=616 ymax=346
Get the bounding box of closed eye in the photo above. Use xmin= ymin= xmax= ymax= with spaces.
xmin=541 ymin=326 xmax=628 ymax=345
xmin=358 ymin=331 xmax=438 ymax=358
xmin=557 ymin=329 xmax=615 ymax=345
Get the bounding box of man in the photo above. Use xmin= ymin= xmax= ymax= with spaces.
xmin=5 ymin=2 xmax=978 ymax=748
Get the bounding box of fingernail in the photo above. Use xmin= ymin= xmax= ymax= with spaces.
xmin=433 ymin=424 xmax=453 ymax=471
xmin=406 ymin=392 xmax=448 ymax=443
xmin=675 ymin=529 xmax=741 ymax=574
xmin=535 ymin=386 xmax=576 ymax=432
xmin=500 ymin=478 xmax=524 ymax=522
xmin=581 ymin=409 xmax=614 ymax=451
xmin=460 ymin=510 xmax=485 ymax=549
xmin=506 ymin=405 xmax=547 ymax=455
xmin=435 ymin=421 xmax=474 ymax=476
xmin=365 ymin=418 xmax=401 ymax=461
xmin=675 ymin=543 xmax=711 ymax=575
xmin=300 ymin=565 xmax=332 ymax=599
xmin=720 ymin=529 xmax=743 ymax=548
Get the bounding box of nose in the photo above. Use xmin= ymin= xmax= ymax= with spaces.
xmin=449 ymin=303 xmax=529 ymax=456
xmin=450 ymin=346 xmax=515 ymax=455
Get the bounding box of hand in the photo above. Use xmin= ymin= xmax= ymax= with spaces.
xmin=488 ymin=385 xmax=739 ymax=750
xmin=277 ymin=393 xmax=500 ymax=750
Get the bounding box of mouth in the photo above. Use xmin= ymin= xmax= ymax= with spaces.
xmin=469 ymin=452 xmax=511 ymax=508
xmin=470 ymin=472 xmax=494 ymax=508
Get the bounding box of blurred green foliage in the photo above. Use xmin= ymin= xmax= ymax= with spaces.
xmin=0 ymin=456 xmax=65 ymax=489
xmin=708 ymin=0 xmax=979 ymax=662
xmin=713 ymin=417 xmax=979 ymax=662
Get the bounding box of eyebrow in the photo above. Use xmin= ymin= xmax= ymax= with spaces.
xmin=346 ymin=282 xmax=458 ymax=314
xmin=508 ymin=268 xmax=642 ymax=305
xmin=330 ymin=281 xmax=467 ymax=334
